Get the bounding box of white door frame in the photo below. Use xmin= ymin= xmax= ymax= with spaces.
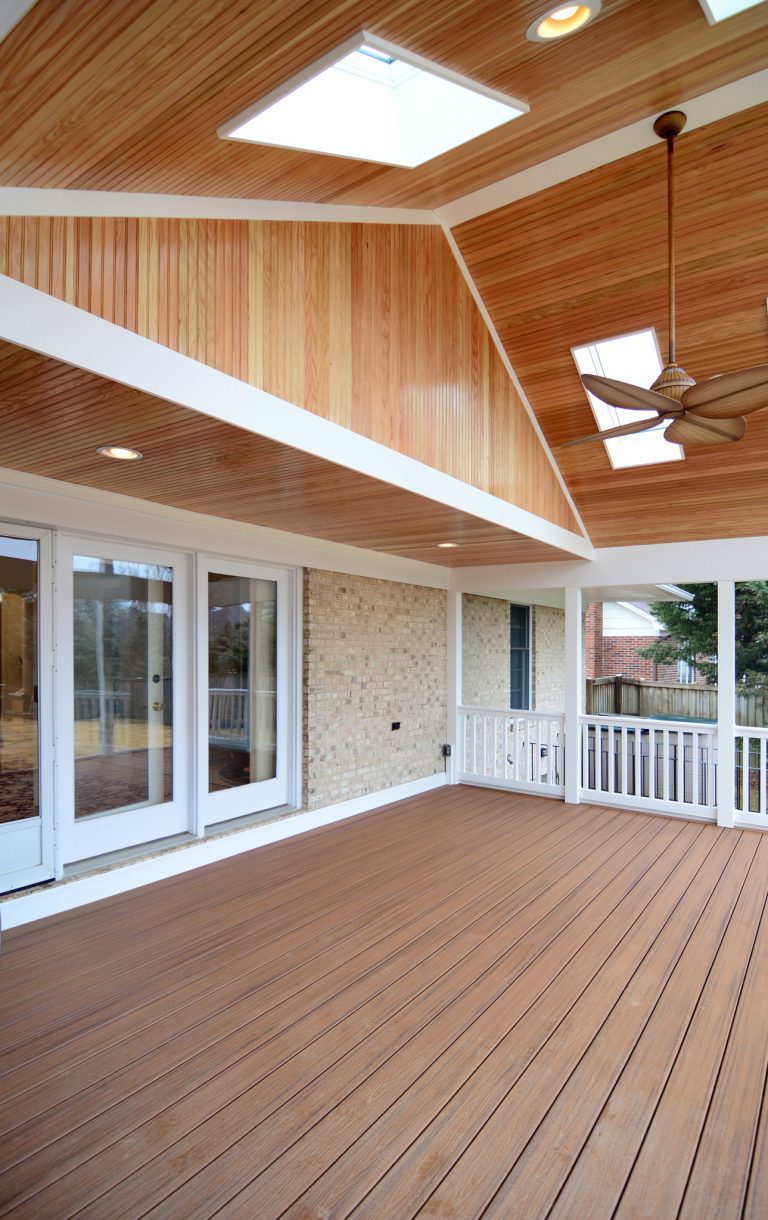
xmin=0 ymin=523 xmax=55 ymax=892
xmin=56 ymin=535 xmax=192 ymax=863
xmin=197 ymin=555 xmax=297 ymax=828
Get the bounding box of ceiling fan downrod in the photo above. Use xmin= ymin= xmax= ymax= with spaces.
xmin=649 ymin=110 xmax=695 ymax=403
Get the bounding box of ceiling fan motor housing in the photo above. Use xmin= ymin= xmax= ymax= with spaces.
xmin=650 ymin=362 xmax=696 ymax=403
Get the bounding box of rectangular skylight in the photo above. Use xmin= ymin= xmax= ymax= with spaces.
xmin=218 ymin=33 xmax=528 ymax=168
xmin=572 ymin=329 xmax=684 ymax=469
xmin=698 ymin=0 xmax=766 ymax=22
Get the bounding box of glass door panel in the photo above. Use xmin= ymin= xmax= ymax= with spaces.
xmin=62 ymin=542 xmax=188 ymax=862
xmin=0 ymin=529 xmax=54 ymax=893
xmin=201 ymin=560 xmax=290 ymax=824
xmin=73 ymin=557 xmax=173 ymax=819
xmin=208 ymin=574 xmax=277 ymax=793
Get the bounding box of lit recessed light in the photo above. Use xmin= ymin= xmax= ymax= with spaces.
xmin=97 ymin=446 xmax=143 ymax=461
xmin=526 ymin=2 xmax=601 ymax=41
xmin=438 ymin=542 xmax=459 ymax=549
xmin=219 ymin=33 xmax=528 ymax=168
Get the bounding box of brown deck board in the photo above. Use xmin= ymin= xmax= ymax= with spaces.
xmin=0 ymin=788 xmax=767 ymax=1218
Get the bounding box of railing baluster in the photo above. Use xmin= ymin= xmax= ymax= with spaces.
xmin=761 ymin=736 xmax=767 ymax=818
xmin=692 ymin=730 xmax=700 ymax=808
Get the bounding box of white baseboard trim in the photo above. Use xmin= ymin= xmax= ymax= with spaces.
xmin=1 ymin=772 xmax=447 ymax=930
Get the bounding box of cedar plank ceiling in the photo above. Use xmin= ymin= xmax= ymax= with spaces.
xmin=0 ymin=0 xmax=767 ymax=207
xmin=453 ymin=103 xmax=768 ymax=549
xmin=0 ymin=340 xmax=577 ymax=566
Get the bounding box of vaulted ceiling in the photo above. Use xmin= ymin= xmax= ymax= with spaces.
xmin=1 ymin=0 xmax=768 ymax=555
xmin=2 ymin=0 xmax=767 ymax=207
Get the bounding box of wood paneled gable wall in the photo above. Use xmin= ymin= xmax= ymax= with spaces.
xmin=0 ymin=217 xmax=580 ymax=534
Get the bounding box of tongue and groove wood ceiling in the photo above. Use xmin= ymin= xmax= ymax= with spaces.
xmin=2 ymin=0 xmax=768 ymax=552
xmin=2 ymin=0 xmax=767 ymax=206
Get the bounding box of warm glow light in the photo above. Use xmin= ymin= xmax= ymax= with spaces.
xmin=438 ymin=542 xmax=458 ymax=548
xmin=526 ymin=2 xmax=601 ymax=41
xmin=97 ymin=446 xmax=143 ymax=461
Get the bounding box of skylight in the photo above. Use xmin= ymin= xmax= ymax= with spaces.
xmin=218 ymin=34 xmax=528 ymax=168
xmin=572 ymin=329 xmax=684 ymax=469
xmin=698 ymin=0 xmax=766 ymax=22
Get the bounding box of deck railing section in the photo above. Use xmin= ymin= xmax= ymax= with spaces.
xmin=734 ymin=727 xmax=768 ymax=819
xmin=458 ymin=707 xmax=565 ymax=796
xmin=579 ymin=714 xmax=717 ymax=817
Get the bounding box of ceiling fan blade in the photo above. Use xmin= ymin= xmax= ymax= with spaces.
xmin=581 ymin=374 xmax=676 ymax=412
xmin=681 ymin=364 xmax=768 ymax=418
xmin=664 ymin=414 xmax=747 ymax=445
xmin=563 ymin=416 xmax=664 ymax=447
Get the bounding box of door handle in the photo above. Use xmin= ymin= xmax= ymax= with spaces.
xmin=152 ymin=701 xmax=164 ymax=712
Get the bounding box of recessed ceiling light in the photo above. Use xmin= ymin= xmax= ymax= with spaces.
xmin=438 ymin=542 xmax=459 ymax=548
xmin=219 ymin=32 xmax=528 ymax=168
xmin=97 ymin=445 xmax=143 ymax=461
xmin=526 ymin=2 xmax=602 ymax=42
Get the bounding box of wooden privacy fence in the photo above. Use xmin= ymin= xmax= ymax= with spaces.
xmin=585 ymin=677 xmax=768 ymax=726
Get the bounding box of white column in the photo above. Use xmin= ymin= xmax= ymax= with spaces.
xmin=447 ymin=590 xmax=462 ymax=785
xmin=717 ymin=580 xmax=735 ymax=828
xmin=564 ymin=586 xmax=582 ymax=805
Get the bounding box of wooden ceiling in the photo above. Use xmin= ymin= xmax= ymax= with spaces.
xmin=0 ymin=340 xmax=578 ymax=566
xmin=1 ymin=0 xmax=767 ymax=208
xmin=454 ymin=102 xmax=768 ymax=548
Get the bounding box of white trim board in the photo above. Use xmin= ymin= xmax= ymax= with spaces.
xmin=0 ymin=276 xmax=592 ymax=560
xmin=0 ymin=187 xmax=437 ymax=226
xmin=0 ymin=0 xmax=38 ymax=45
xmin=449 ymin=534 xmax=768 ymax=594
xmin=438 ymin=68 xmax=768 ymax=227
xmin=440 ymin=223 xmax=590 ymax=543
xmin=0 ymin=773 xmax=447 ymax=929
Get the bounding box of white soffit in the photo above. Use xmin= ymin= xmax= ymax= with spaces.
xmin=438 ymin=68 xmax=768 ymax=227
xmin=699 ymin=0 xmax=767 ymax=21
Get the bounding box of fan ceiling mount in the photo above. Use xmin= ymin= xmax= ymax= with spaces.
xmin=566 ymin=109 xmax=768 ymax=451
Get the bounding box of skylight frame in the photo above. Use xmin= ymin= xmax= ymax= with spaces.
xmin=571 ymin=327 xmax=684 ymax=470
xmin=217 ymin=31 xmax=529 ymax=168
xmin=697 ymin=0 xmax=766 ymax=23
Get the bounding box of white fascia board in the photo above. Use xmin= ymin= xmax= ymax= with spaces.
xmin=0 ymin=0 xmax=38 ymax=44
xmin=0 ymin=467 xmax=452 ymax=589
xmin=438 ymin=69 xmax=768 ymax=228
xmin=449 ymin=535 xmax=768 ymax=593
xmin=615 ymin=600 xmax=659 ymax=625
xmin=0 ymin=187 xmax=436 ymax=226
xmin=0 ymin=276 xmax=591 ymax=560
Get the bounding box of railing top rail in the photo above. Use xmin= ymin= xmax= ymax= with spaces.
xmin=459 ymin=706 xmax=565 ymax=719
xmin=580 ymin=712 xmax=717 ymax=733
xmin=735 ymin=724 xmax=768 ymax=738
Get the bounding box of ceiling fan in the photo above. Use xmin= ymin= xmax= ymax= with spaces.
xmin=565 ymin=109 xmax=768 ymax=450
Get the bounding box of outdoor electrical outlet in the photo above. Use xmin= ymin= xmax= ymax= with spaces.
xmin=391 ymin=721 xmax=400 ymax=730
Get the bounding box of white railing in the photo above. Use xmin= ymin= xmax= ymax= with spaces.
xmin=209 ymin=688 xmax=248 ymax=742
xmin=735 ymin=727 xmax=768 ymax=820
xmin=580 ymin=714 xmax=717 ymax=817
xmin=459 ymin=707 xmax=565 ymax=795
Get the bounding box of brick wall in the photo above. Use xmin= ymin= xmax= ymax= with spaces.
xmin=532 ymin=606 xmax=565 ymax=711
xmin=600 ymin=636 xmax=678 ymax=681
xmin=462 ymin=595 xmax=510 ymax=707
xmin=303 ymin=569 xmax=447 ymax=810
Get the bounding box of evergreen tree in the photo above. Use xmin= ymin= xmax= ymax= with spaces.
xmin=640 ymin=582 xmax=768 ymax=687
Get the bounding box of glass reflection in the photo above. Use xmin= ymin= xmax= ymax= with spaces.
xmin=73 ymin=557 xmax=173 ymax=818
xmin=208 ymin=574 xmax=277 ymax=793
xmin=0 ymin=537 xmax=39 ymax=825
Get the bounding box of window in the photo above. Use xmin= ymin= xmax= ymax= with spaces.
xmin=510 ymin=605 xmax=530 ymax=710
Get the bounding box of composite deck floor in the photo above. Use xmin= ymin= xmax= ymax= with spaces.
xmin=2 ymin=787 xmax=768 ymax=1218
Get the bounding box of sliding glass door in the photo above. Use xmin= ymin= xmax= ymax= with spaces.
xmin=0 ymin=526 xmax=54 ymax=892
xmin=58 ymin=539 xmax=190 ymax=861
xmin=200 ymin=558 xmax=292 ymax=824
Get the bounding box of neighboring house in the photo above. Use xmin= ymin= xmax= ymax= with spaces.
xmin=585 ymin=600 xmax=680 ymax=683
